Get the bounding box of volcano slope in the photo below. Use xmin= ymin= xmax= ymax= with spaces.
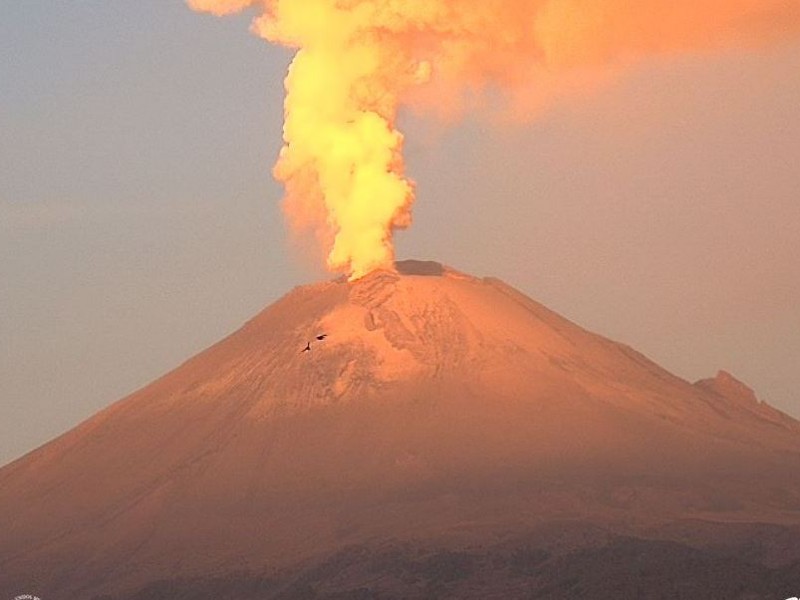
xmin=2 ymin=261 xmax=800 ymax=599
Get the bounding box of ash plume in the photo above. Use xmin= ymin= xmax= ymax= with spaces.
xmin=188 ymin=0 xmax=800 ymax=279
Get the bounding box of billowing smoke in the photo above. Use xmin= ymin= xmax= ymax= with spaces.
xmin=188 ymin=0 xmax=799 ymax=279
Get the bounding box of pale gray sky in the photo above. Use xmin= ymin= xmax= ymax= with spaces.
xmin=2 ymin=2 xmax=798 ymax=466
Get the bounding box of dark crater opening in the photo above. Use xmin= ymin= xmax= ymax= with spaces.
xmin=395 ymin=260 xmax=445 ymax=276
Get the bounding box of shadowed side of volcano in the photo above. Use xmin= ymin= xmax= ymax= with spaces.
xmin=97 ymin=525 xmax=800 ymax=600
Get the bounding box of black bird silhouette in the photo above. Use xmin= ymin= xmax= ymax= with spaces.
xmin=316 ymin=334 xmax=328 ymax=341
xmin=300 ymin=342 xmax=311 ymax=354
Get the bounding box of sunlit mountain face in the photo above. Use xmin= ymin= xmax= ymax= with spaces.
xmin=2 ymin=261 xmax=799 ymax=599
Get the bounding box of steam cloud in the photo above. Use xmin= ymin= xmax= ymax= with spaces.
xmin=188 ymin=0 xmax=799 ymax=279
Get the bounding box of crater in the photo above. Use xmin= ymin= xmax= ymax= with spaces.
xmin=394 ymin=260 xmax=445 ymax=277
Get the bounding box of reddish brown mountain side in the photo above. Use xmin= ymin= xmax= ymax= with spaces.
xmin=1 ymin=261 xmax=799 ymax=599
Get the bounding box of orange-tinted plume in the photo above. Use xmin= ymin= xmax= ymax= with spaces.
xmin=188 ymin=0 xmax=800 ymax=279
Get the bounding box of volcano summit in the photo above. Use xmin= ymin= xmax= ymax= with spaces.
xmin=2 ymin=261 xmax=799 ymax=599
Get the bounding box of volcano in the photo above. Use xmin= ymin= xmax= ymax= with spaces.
xmin=2 ymin=261 xmax=800 ymax=599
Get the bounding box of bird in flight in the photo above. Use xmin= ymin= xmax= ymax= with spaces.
xmin=300 ymin=334 xmax=327 ymax=355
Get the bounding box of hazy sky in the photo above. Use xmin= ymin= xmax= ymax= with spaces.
xmin=2 ymin=1 xmax=798 ymax=466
